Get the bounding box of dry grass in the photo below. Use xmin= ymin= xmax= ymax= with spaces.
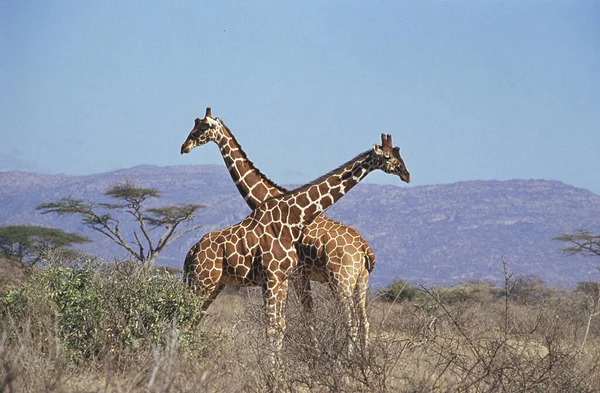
xmin=0 ymin=257 xmax=27 ymax=294
xmin=1 ymin=266 xmax=600 ymax=392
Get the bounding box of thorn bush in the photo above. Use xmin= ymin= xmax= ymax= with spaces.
xmin=0 ymin=259 xmax=206 ymax=364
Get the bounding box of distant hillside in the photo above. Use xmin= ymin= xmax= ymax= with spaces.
xmin=1 ymin=165 xmax=599 ymax=288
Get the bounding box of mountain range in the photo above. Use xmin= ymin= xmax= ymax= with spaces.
xmin=1 ymin=165 xmax=599 ymax=288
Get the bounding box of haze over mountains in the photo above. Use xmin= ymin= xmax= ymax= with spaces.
xmin=1 ymin=165 xmax=599 ymax=288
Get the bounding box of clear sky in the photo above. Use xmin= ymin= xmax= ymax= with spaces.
xmin=2 ymin=1 xmax=599 ymax=192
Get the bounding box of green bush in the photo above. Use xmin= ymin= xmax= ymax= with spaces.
xmin=435 ymin=280 xmax=497 ymax=305
xmin=0 ymin=259 xmax=205 ymax=364
xmin=45 ymin=263 xmax=105 ymax=360
xmin=1 ymin=275 xmax=57 ymax=355
xmin=377 ymin=278 xmax=420 ymax=302
xmin=100 ymin=260 xmax=205 ymax=354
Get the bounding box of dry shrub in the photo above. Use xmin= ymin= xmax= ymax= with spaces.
xmin=2 ymin=261 xmax=600 ymax=392
xmin=221 ymin=283 xmax=411 ymax=393
xmin=367 ymin=279 xmax=600 ymax=392
xmin=0 ymin=257 xmax=29 ymax=296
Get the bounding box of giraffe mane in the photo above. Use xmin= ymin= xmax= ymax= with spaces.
xmin=286 ymin=150 xmax=372 ymax=195
xmin=218 ymin=120 xmax=290 ymax=194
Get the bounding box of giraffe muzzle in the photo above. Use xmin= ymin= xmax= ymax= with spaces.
xmin=181 ymin=142 xmax=192 ymax=154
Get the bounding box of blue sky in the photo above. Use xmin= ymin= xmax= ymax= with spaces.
xmin=2 ymin=1 xmax=599 ymax=192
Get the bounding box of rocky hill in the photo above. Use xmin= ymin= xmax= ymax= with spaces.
xmin=1 ymin=165 xmax=599 ymax=288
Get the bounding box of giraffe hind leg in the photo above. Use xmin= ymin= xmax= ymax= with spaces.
xmin=199 ymin=283 xmax=226 ymax=314
xmin=330 ymin=277 xmax=358 ymax=357
xmin=291 ymin=273 xmax=322 ymax=349
xmin=354 ymin=269 xmax=370 ymax=351
xmin=291 ymin=273 xmax=314 ymax=316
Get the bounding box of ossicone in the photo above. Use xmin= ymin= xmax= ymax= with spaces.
xmin=380 ymin=133 xmax=393 ymax=148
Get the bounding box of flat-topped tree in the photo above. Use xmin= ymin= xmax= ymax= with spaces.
xmin=37 ymin=181 xmax=205 ymax=265
xmin=184 ymin=131 xmax=410 ymax=359
xmin=555 ymin=230 xmax=600 ymax=258
xmin=181 ymin=107 xmax=380 ymax=350
xmin=0 ymin=225 xmax=91 ymax=266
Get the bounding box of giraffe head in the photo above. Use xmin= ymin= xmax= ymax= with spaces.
xmin=372 ymin=134 xmax=411 ymax=183
xmin=180 ymin=107 xmax=225 ymax=154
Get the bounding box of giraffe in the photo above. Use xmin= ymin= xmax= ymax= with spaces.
xmin=183 ymin=124 xmax=410 ymax=357
xmin=181 ymin=108 xmax=378 ymax=350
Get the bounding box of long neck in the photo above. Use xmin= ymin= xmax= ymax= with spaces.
xmin=214 ymin=125 xmax=286 ymax=210
xmin=286 ymin=150 xmax=376 ymax=227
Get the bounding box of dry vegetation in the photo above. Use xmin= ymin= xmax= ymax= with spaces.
xmin=0 ymin=257 xmax=28 ymax=293
xmin=1 ymin=256 xmax=600 ymax=393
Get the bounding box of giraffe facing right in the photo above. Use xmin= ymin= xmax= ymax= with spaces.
xmin=182 ymin=112 xmax=410 ymax=358
xmin=181 ymin=108 xmax=377 ymax=350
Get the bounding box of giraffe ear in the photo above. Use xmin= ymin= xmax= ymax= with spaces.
xmin=373 ymin=143 xmax=384 ymax=156
xmin=206 ymin=116 xmax=220 ymax=127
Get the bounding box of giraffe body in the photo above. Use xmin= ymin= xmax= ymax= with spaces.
xmin=181 ymin=109 xmax=378 ymax=348
xmin=183 ymin=109 xmax=410 ymax=354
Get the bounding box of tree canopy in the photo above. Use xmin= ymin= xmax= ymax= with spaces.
xmin=0 ymin=225 xmax=91 ymax=266
xmin=36 ymin=181 xmax=205 ymax=265
xmin=555 ymin=230 xmax=600 ymax=258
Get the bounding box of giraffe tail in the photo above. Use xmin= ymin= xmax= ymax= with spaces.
xmin=364 ymin=244 xmax=376 ymax=274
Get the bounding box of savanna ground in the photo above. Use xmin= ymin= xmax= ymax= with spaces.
xmin=1 ymin=255 xmax=600 ymax=393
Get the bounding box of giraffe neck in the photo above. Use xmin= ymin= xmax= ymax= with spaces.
xmin=214 ymin=124 xmax=285 ymax=210
xmin=286 ymin=150 xmax=377 ymax=227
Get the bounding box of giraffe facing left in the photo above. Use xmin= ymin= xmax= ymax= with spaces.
xmin=180 ymin=107 xmax=378 ymax=351
xmin=183 ymin=125 xmax=410 ymax=357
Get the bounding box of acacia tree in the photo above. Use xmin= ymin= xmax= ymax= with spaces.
xmin=36 ymin=181 xmax=205 ymax=265
xmin=555 ymin=229 xmax=600 ymax=349
xmin=555 ymin=230 xmax=600 ymax=258
xmin=0 ymin=225 xmax=91 ymax=266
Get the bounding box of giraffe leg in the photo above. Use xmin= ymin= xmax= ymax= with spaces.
xmin=290 ymin=272 xmax=321 ymax=353
xmin=329 ymin=276 xmax=356 ymax=357
xmin=275 ymin=278 xmax=290 ymax=338
xmin=291 ymin=272 xmax=314 ymax=316
xmin=341 ymin=294 xmax=357 ymax=356
xmin=263 ymin=246 xmax=296 ymax=369
xmin=199 ymin=283 xmax=226 ymax=314
xmin=263 ymin=277 xmax=289 ymax=362
xmin=329 ymin=252 xmax=360 ymax=357
xmin=354 ymin=269 xmax=370 ymax=352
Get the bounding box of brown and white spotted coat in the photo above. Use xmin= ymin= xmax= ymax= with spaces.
xmin=181 ymin=108 xmax=383 ymax=349
xmin=182 ymin=113 xmax=410 ymax=354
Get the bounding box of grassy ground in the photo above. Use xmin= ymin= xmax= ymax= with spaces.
xmin=1 ymin=258 xmax=600 ymax=392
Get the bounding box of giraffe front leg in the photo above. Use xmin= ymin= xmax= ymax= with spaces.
xmin=263 ymin=249 xmax=296 ymax=366
xmin=275 ymin=278 xmax=290 ymax=337
xmin=263 ymin=279 xmax=290 ymax=355
xmin=262 ymin=284 xmax=282 ymax=369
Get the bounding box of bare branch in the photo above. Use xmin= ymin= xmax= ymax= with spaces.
xmin=133 ymin=231 xmax=146 ymax=262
